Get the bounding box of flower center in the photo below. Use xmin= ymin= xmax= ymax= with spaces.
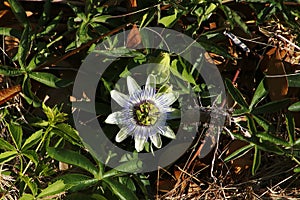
xmin=134 ymin=101 xmax=160 ymax=126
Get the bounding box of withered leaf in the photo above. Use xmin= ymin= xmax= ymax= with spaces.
xmin=126 ymin=24 xmax=142 ymax=48
xmin=263 ymin=48 xmax=288 ymax=100
xmin=0 ymin=84 xmax=21 ymax=105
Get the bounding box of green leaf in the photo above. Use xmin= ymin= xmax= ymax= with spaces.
xmin=252 ymin=115 xmax=272 ymax=132
xmin=232 ymin=107 xmax=250 ymax=116
xmin=7 ymin=122 xmax=23 ymax=150
xmin=22 ymin=129 xmax=43 ymax=151
xmin=288 ymin=101 xmax=300 ymax=112
xmin=224 ymin=144 xmax=254 ymax=162
xmin=0 ymin=27 xmax=22 ymax=38
xmin=91 ymin=15 xmax=110 ymax=23
xmin=148 ymin=52 xmax=171 ymax=84
xmin=38 ymin=11 xmax=63 ymax=36
xmin=65 ymin=193 xmax=108 ymax=200
xmin=38 ymin=0 xmax=51 ymax=26
xmin=51 ymin=123 xmax=81 ymax=146
xmin=47 ymin=147 xmax=98 ymax=177
xmin=20 ymin=175 xmax=38 ymax=196
xmin=225 ymin=78 xmax=248 ymax=108
xmin=294 ymin=166 xmax=300 ymax=173
xmin=0 ymin=65 xmax=24 ymax=76
xmin=8 ymin=0 xmax=29 ymax=26
xmin=158 ymin=8 xmax=178 ymax=27
xmin=229 ymin=132 xmax=285 ymax=155
xmin=252 ymin=146 xmax=261 ymax=175
xmin=249 ymin=78 xmax=268 ymax=110
xmin=170 ymin=59 xmax=196 ymax=85
xmin=287 ymin=73 xmax=300 ymax=87
xmin=0 ymin=138 xmax=16 ymax=151
xmin=286 ymin=113 xmax=295 ymax=145
xmin=23 ymin=150 xmax=39 ymax=166
xmin=247 ymin=115 xmax=257 ymax=135
xmin=58 ymin=173 xmax=98 ymax=192
xmin=103 ymin=159 xmax=142 ymax=179
xmin=256 ymin=132 xmax=290 ymax=147
xmin=103 ymin=178 xmax=138 ymax=200
xmin=27 ymin=54 xmax=48 ymax=72
xmin=37 ymin=180 xmax=66 ymax=198
xmin=19 ymin=194 xmax=35 ymax=200
xmin=22 ymin=75 xmax=41 ymax=107
xmin=221 ymin=5 xmax=249 ymax=34
xmin=29 ymin=72 xmax=72 ymax=88
xmin=18 ymin=25 xmax=30 ymax=69
xmin=252 ymin=98 xmax=291 ymax=115
xmin=119 ymin=177 xmax=136 ymax=191
xmin=0 ymin=151 xmax=18 ymax=164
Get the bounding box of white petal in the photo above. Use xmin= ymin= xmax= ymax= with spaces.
xmin=111 ymin=90 xmax=129 ymax=107
xmin=145 ymin=74 xmax=156 ymax=90
xmin=150 ymin=133 xmax=162 ymax=148
xmin=105 ymin=111 xmax=123 ymax=124
xmin=134 ymin=135 xmax=147 ymax=152
xmin=115 ymin=127 xmax=130 ymax=142
xmin=161 ymin=126 xmax=176 ymax=139
xmin=127 ymin=76 xmax=141 ymax=95
xmin=156 ymin=92 xmax=178 ymax=106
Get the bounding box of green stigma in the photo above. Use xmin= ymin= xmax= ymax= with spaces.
xmin=134 ymin=101 xmax=160 ymax=126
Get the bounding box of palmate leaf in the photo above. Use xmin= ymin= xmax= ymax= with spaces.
xmin=225 ymin=78 xmax=249 ymax=109
xmin=47 ymin=147 xmax=98 ymax=177
xmin=57 ymin=173 xmax=98 ymax=192
xmin=158 ymin=8 xmax=178 ymax=27
xmin=286 ymin=113 xmax=295 ymax=145
xmin=22 ymin=129 xmax=43 ymax=151
xmin=51 ymin=123 xmax=82 ymax=146
xmin=0 ymin=138 xmax=15 ymax=151
xmin=0 ymin=65 xmax=24 ymax=76
xmin=103 ymin=178 xmax=138 ymax=200
xmin=103 ymin=159 xmax=143 ymax=179
xmin=224 ymin=144 xmax=254 ymax=162
xmin=22 ymin=75 xmax=41 ymax=107
xmin=289 ymin=101 xmax=300 ymax=112
xmin=252 ymin=146 xmax=261 ymax=175
xmin=256 ymin=132 xmax=290 ymax=147
xmin=0 ymin=27 xmax=22 ymax=38
xmin=7 ymin=0 xmax=30 ymax=26
xmin=18 ymin=25 xmax=31 ymax=69
xmin=252 ymin=115 xmax=273 ymax=132
xmin=221 ymin=5 xmax=249 ymax=34
xmin=19 ymin=194 xmax=35 ymax=200
xmin=249 ymin=78 xmax=268 ymax=110
xmin=251 ymin=98 xmax=291 ymax=115
xmin=287 ymin=73 xmax=300 ymax=87
xmin=29 ymin=72 xmax=72 ymax=88
xmin=20 ymin=175 xmax=38 ymax=196
xmin=7 ymin=122 xmax=23 ymax=150
xmin=37 ymin=180 xmax=66 ymax=198
xmin=0 ymin=151 xmax=18 ymax=164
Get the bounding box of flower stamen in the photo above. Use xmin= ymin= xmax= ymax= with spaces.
xmin=134 ymin=101 xmax=160 ymax=126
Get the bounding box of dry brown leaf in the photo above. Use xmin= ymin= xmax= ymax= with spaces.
xmin=0 ymin=10 xmax=9 ymax=19
xmin=126 ymin=24 xmax=142 ymax=48
xmin=129 ymin=0 xmax=137 ymax=8
xmin=3 ymin=1 xmax=10 ymax=7
xmin=264 ymin=48 xmax=288 ymax=100
xmin=157 ymin=179 xmax=176 ymax=193
xmin=0 ymin=84 xmax=21 ymax=105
